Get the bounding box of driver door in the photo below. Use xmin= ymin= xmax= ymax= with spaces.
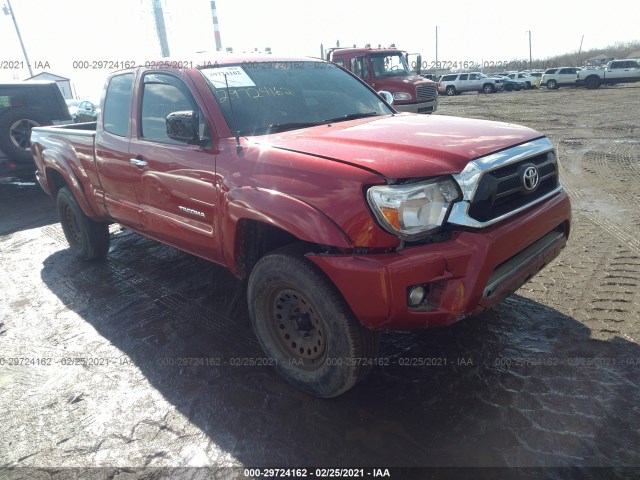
xmin=127 ymin=72 xmax=221 ymax=261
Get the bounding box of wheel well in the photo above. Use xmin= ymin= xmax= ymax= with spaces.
xmin=235 ymin=220 xmax=305 ymax=279
xmin=46 ymin=168 xmax=67 ymax=195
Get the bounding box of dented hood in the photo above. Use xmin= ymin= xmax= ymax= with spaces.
xmin=250 ymin=114 xmax=543 ymax=179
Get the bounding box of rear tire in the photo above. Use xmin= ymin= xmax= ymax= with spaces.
xmin=57 ymin=187 xmax=110 ymax=261
xmin=505 ymin=84 xmax=514 ymax=92
xmin=247 ymin=245 xmax=379 ymax=397
xmin=585 ymin=77 xmax=601 ymax=89
xmin=482 ymin=83 xmax=494 ymax=94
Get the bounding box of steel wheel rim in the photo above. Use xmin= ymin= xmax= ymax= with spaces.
xmin=62 ymin=203 xmax=82 ymax=247
xmin=269 ymin=287 xmax=326 ymax=368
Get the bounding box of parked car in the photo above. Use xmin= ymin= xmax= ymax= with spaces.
xmin=0 ymin=81 xmax=72 ymax=178
xmin=501 ymin=77 xmax=526 ymax=91
xmin=541 ymin=67 xmax=581 ymax=89
xmin=507 ymin=72 xmax=538 ymax=89
xmin=437 ymin=72 xmax=504 ymax=95
xmin=577 ymin=59 xmax=640 ymax=89
xmin=75 ymin=100 xmax=100 ymax=123
xmin=65 ymin=99 xmax=81 ymax=122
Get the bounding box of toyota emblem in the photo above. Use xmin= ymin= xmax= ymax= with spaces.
xmin=523 ymin=166 xmax=539 ymax=191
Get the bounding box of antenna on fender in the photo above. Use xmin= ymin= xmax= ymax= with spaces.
xmin=223 ymin=73 xmax=242 ymax=152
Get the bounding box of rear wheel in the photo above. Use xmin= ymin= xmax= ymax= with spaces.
xmin=247 ymin=245 xmax=379 ymax=397
xmin=482 ymin=83 xmax=495 ymax=94
xmin=505 ymin=84 xmax=514 ymax=92
xmin=445 ymin=86 xmax=456 ymax=96
xmin=585 ymin=77 xmax=601 ymax=89
xmin=57 ymin=187 xmax=110 ymax=261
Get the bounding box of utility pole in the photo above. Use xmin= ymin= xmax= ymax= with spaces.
xmin=577 ymin=35 xmax=584 ymax=66
xmin=526 ymin=30 xmax=532 ymax=70
xmin=3 ymin=0 xmax=33 ymax=77
xmin=152 ymin=0 xmax=170 ymax=58
xmin=435 ymin=26 xmax=438 ymax=74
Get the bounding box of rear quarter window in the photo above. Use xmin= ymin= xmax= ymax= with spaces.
xmin=103 ymin=73 xmax=134 ymax=137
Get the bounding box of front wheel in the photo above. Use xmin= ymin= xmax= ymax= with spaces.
xmin=445 ymin=86 xmax=456 ymax=96
xmin=247 ymin=245 xmax=379 ymax=397
xmin=546 ymin=79 xmax=558 ymax=89
xmin=57 ymin=187 xmax=110 ymax=260
xmin=505 ymin=84 xmax=514 ymax=92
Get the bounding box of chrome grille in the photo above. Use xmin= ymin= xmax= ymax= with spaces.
xmin=467 ymin=152 xmax=558 ymax=222
xmin=448 ymin=138 xmax=564 ymax=228
xmin=416 ymin=84 xmax=437 ymax=100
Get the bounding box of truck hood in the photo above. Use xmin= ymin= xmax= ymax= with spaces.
xmin=371 ymin=75 xmax=434 ymax=92
xmin=250 ymin=114 xmax=543 ymax=179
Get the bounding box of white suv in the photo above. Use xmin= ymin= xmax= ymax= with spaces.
xmin=541 ymin=67 xmax=581 ymax=89
xmin=437 ymin=72 xmax=504 ymax=95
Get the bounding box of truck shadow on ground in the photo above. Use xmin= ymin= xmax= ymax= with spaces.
xmin=40 ymin=231 xmax=640 ymax=470
xmin=0 ymin=178 xmax=56 ymax=236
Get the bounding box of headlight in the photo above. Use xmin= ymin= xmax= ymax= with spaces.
xmin=367 ymin=177 xmax=461 ymax=240
xmin=393 ymin=92 xmax=412 ymax=101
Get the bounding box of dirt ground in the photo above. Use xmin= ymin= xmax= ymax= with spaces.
xmin=1 ymin=84 xmax=639 ymax=479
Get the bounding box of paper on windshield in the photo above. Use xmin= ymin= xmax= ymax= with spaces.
xmin=201 ymin=66 xmax=256 ymax=88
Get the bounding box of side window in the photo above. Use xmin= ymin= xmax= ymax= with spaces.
xmin=459 ymin=74 xmax=468 ymax=80
xmin=103 ymin=73 xmax=134 ymax=137
xmin=140 ymin=73 xmax=210 ymax=145
xmin=469 ymin=74 xmax=479 ymax=80
xmin=350 ymin=57 xmax=369 ymax=80
xmin=334 ymin=59 xmax=344 ymax=68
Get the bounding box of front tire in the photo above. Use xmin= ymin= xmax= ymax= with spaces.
xmin=57 ymin=187 xmax=110 ymax=261
xmin=546 ymin=79 xmax=558 ymax=89
xmin=445 ymin=86 xmax=456 ymax=96
xmin=505 ymin=84 xmax=514 ymax=92
xmin=247 ymin=245 xmax=379 ymax=397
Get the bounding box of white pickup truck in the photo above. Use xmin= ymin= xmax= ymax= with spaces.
xmin=577 ymin=59 xmax=640 ymax=89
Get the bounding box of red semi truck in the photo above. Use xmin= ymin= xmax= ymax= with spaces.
xmin=31 ymin=56 xmax=570 ymax=397
xmin=325 ymin=46 xmax=438 ymax=114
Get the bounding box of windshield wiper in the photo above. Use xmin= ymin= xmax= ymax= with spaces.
xmin=253 ymin=113 xmax=381 ymax=135
xmin=321 ymin=112 xmax=381 ymax=123
xmin=263 ymin=122 xmax=323 ymax=133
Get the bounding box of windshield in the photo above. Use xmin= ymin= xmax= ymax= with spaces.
xmin=200 ymin=61 xmax=392 ymax=136
xmin=370 ymin=53 xmax=411 ymax=78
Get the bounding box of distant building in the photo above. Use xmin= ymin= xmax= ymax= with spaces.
xmin=24 ymin=72 xmax=73 ymax=99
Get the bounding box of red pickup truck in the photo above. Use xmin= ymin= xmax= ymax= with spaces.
xmin=32 ymin=56 xmax=571 ymax=397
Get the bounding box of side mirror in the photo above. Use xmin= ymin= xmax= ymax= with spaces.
xmin=166 ymin=110 xmax=200 ymax=144
xmin=378 ymin=90 xmax=394 ymax=105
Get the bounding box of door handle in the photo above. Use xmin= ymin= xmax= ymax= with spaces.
xmin=130 ymin=158 xmax=148 ymax=168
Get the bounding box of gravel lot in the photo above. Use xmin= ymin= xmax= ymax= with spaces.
xmin=1 ymin=85 xmax=639 ymax=479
